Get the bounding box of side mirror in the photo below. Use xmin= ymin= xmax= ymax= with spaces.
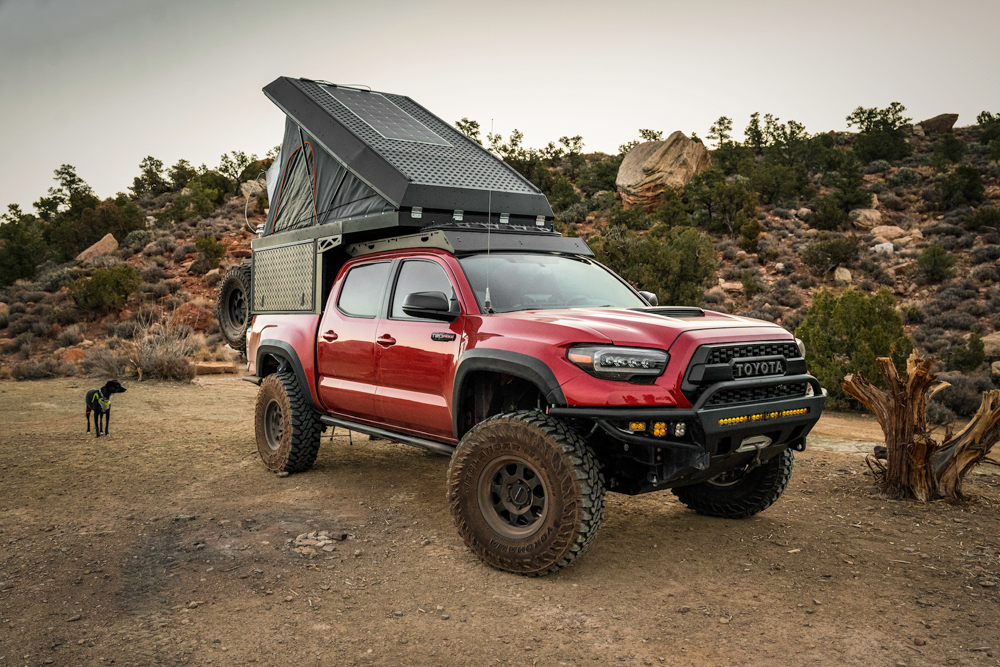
xmin=639 ymin=291 xmax=658 ymax=306
xmin=401 ymin=291 xmax=457 ymax=321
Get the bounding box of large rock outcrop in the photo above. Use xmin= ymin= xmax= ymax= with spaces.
xmin=616 ymin=132 xmax=710 ymax=210
xmin=919 ymin=114 xmax=959 ymax=135
xmin=75 ymin=233 xmax=119 ymax=264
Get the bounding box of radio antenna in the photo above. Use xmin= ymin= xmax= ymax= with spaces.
xmin=484 ymin=118 xmax=494 ymax=314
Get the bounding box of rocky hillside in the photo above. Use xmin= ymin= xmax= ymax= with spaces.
xmin=1 ymin=108 xmax=999 ymax=407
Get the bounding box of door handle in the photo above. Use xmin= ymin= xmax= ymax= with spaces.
xmin=377 ymin=334 xmax=396 ymax=347
xmin=322 ymin=330 xmax=338 ymax=342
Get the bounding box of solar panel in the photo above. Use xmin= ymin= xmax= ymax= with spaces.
xmin=320 ymin=85 xmax=451 ymax=147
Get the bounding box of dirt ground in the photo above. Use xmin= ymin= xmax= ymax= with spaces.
xmin=2 ymin=378 xmax=999 ymax=667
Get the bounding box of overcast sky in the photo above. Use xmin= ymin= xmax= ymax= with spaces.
xmin=1 ymin=0 xmax=997 ymax=211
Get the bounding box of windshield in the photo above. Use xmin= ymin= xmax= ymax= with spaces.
xmin=458 ymin=253 xmax=646 ymax=313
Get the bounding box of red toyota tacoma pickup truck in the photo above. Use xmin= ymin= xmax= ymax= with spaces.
xmin=222 ymin=76 xmax=826 ymax=575
xmin=237 ymin=227 xmax=825 ymax=575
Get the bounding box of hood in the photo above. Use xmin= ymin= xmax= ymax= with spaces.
xmin=494 ymin=307 xmax=784 ymax=349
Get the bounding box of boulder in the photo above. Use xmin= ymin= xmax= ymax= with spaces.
xmin=895 ymin=236 xmax=913 ymax=247
xmin=169 ymin=302 xmax=214 ymax=331
xmin=616 ymin=132 xmax=711 ymax=210
xmin=909 ymin=123 xmax=926 ymax=138
xmin=982 ymin=332 xmax=1000 ymax=360
xmin=834 ymin=267 xmax=852 ymax=285
xmin=0 ymin=302 xmax=7 ymax=318
xmin=796 ymin=208 xmax=812 ymax=219
xmin=720 ymin=281 xmax=743 ymax=293
xmin=240 ymin=180 xmax=266 ymax=198
xmin=873 ymin=242 xmax=895 ymax=256
xmin=60 ymin=348 xmax=86 ymax=363
xmin=919 ymin=114 xmax=959 ymax=135
xmin=774 ymin=262 xmax=785 ymax=273
xmin=910 ymin=229 xmax=923 ymax=241
xmin=850 ymin=209 xmax=882 ymax=230
xmin=870 ymin=225 xmax=907 ymax=240
xmin=75 ymin=233 xmax=119 ymax=264
xmin=870 ymin=193 xmax=879 ymax=209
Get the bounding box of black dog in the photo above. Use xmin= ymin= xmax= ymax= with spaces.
xmin=86 ymin=380 xmax=126 ymax=437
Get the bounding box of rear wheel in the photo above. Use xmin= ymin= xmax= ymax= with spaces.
xmin=447 ymin=410 xmax=605 ymax=576
xmin=218 ymin=264 xmax=250 ymax=355
xmin=254 ymin=371 xmax=322 ymax=473
xmin=671 ymin=448 xmax=794 ymax=519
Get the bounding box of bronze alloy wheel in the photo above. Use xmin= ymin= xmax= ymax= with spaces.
xmin=254 ymin=371 xmax=322 ymax=473
xmin=477 ymin=455 xmax=548 ymax=539
xmin=447 ymin=410 xmax=605 ymax=576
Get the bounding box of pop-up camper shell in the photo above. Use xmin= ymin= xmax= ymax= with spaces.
xmin=250 ymin=77 xmax=587 ymax=316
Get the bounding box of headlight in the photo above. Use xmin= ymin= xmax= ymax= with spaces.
xmin=795 ymin=337 xmax=806 ymax=358
xmin=567 ymin=346 xmax=668 ymax=381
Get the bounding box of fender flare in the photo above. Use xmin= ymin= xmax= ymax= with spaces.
xmin=451 ymin=349 xmax=566 ymax=439
xmin=256 ymin=340 xmax=318 ymax=411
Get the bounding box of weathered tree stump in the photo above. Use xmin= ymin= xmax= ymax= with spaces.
xmin=842 ymin=351 xmax=1000 ymax=501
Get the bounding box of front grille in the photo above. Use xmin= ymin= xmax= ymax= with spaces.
xmin=706 ymin=341 xmax=800 ymax=364
xmin=705 ymin=382 xmax=808 ymax=408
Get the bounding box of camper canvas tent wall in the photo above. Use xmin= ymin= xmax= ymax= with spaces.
xmin=216 ymin=77 xmax=557 ymax=352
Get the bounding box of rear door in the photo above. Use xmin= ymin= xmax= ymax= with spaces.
xmin=375 ymin=258 xmax=464 ymax=439
xmin=316 ymin=260 xmax=392 ymax=420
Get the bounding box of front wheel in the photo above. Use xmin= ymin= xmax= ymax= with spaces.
xmin=447 ymin=410 xmax=605 ymax=576
xmin=254 ymin=371 xmax=322 ymax=473
xmin=671 ymin=448 xmax=794 ymax=519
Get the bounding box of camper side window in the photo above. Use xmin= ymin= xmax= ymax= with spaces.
xmin=337 ymin=262 xmax=391 ymax=319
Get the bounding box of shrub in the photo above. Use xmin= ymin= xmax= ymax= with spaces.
xmin=67 ymin=265 xmax=142 ymax=315
xmin=938 ymin=165 xmax=985 ymax=209
xmin=809 ymin=195 xmax=848 ymax=230
xmin=141 ymin=265 xmax=165 ymax=282
xmin=901 ymin=306 xmax=923 ymax=324
xmin=119 ymin=324 xmax=197 ymax=381
xmin=83 ymin=347 xmax=131 ymax=378
xmin=926 ymin=401 xmax=957 ymax=425
xmin=925 ymin=310 xmax=977 ymax=330
xmin=934 ymin=133 xmax=966 ymax=164
xmin=890 ymin=168 xmax=921 ymax=187
xmin=172 ymin=243 xmax=197 ymax=262
xmin=559 ymin=202 xmax=588 ymax=225
xmin=204 ymin=272 xmax=222 ymax=287
xmin=608 ymin=204 xmax=652 ymax=231
xmin=933 ymin=372 xmax=993 ymax=417
xmin=741 ymin=270 xmax=760 ymax=299
xmin=802 ymin=235 xmax=860 ymax=272
xmin=55 ymin=323 xmax=86 ymax=347
xmin=11 ymin=358 xmax=75 ymax=381
xmin=964 ymin=207 xmax=1000 ymax=230
xmin=796 ymin=288 xmax=913 ymax=409
xmin=124 ymin=229 xmax=152 ymax=249
xmin=970 ymin=245 xmax=1000 ymax=264
xmin=589 ymin=225 xmax=716 ymax=306
xmin=195 ymin=234 xmax=227 ymax=268
xmin=917 ymin=244 xmax=957 ymax=283
xmin=948 ymin=332 xmax=985 ymax=372
xmin=864 ymin=159 xmax=892 ymax=174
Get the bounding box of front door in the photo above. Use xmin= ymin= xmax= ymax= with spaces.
xmin=316 ymin=260 xmax=392 ymax=420
xmin=376 ymin=258 xmax=464 ymax=439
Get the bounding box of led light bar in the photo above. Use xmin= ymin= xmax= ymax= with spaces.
xmin=718 ymin=407 xmax=809 ymax=427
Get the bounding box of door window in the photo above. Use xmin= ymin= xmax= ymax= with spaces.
xmin=337 ymin=262 xmax=391 ymax=318
xmin=390 ymin=260 xmax=456 ymax=320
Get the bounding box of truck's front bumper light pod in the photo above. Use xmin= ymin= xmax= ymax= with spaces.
xmin=567 ymin=346 xmax=668 ymax=381
xmin=719 ymin=407 xmax=809 ymax=427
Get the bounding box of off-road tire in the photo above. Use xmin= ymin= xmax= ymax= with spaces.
xmin=447 ymin=410 xmax=605 ymax=576
xmin=254 ymin=371 xmax=322 ymax=473
xmin=217 ymin=264 xmax=250 ymax=355
xmin=671 ymin=448 xmax=794 ymax=519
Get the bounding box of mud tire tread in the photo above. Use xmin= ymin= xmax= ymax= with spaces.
xmin=254 ymin=371 xmax=322 ymax=474
xmin=447 ymin=410 xmax=605 ymax=576
xmin=217 ymin=264 xmax=251 ymax=355
xmin=671 ymin=448 xmax=794 ymax=519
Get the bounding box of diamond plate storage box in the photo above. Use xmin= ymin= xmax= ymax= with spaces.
xmin=252 ymin=241 xmax=317 ymax=314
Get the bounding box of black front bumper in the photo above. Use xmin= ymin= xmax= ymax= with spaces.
xmin=547 ymin=374 xmax=826 ymax=494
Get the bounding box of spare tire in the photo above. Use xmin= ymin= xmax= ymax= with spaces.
xmin=217 ymin=263 xmax=251 ymax=355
